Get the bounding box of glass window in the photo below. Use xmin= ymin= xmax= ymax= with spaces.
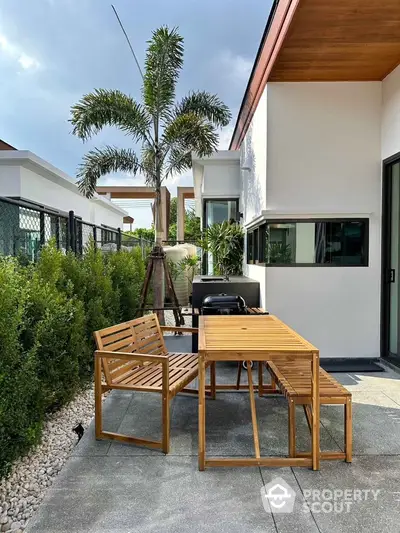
xmin=204 ymin=200 xmax=238 ymax=227
xmin=246 ymin=219 xmax=368 ymax=266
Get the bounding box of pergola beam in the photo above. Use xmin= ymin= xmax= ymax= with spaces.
xmin=96 ymin=186 xmax=170 ymax=243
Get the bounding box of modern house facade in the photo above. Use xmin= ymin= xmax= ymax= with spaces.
xmin=0 ymin=149 xmax=127 ymax=228
xmin=193 ymin=0 xmax=400 ymax=362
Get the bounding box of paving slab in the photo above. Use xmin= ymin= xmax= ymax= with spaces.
xmin=72 ymin=390 xmax=133 ymax=457
xmin=321 ymin=391 xmax=400 ymax=455
xmin=26 ymin=456 xmax=275 ymax=533
xmin=260 ymin=467 xmax=320 ymax=533
xmin=24 ymin=362 xmax=400 ymax=533
xmin=293 ymin=456 xmax=400 ymax=533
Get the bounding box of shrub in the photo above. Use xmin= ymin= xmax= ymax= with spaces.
xmin=0 ymin=259 xmax=42 ymax=478
xmin=106 ymin=247 xmax=145 ymax=322
xmin=62 ymin=241 xmax=119 ymax=340
xmin=0 ymin=242 xmax=147 ymax=477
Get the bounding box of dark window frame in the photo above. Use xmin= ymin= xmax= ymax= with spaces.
xmin=246 ymin=218 xmax=369 ymax=267
xmin=202 ymin=198 xmax=240 ymax=230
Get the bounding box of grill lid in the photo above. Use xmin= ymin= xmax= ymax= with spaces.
xmin=202 ymin=294 xmax=246 ymax=310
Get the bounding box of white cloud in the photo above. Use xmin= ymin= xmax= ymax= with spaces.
xmin=213 ymin=50 xmax=252 ymax=86
xmin=218 ymin=124 xmax=234 ymax=150
xmin=0 ymin=31 xmax=41 ymax=71
xmin=18 ymin=53 xmax=40 ymax=70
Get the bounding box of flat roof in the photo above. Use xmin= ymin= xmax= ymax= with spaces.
xmin=0 ymin=150 xmax=127 ymax=217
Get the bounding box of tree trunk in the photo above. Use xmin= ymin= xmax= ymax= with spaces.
xmin=153 ymin=184 xmax=165 ymax=324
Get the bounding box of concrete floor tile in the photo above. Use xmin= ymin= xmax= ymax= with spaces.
xmin=26 ymin=456 xmax=276 ymax=533
xmin=322 ymin=392 xmax=400 ymax=455
xmin=293 ymin=456 xmax=400 ymax=533
xmin=72 ymin=390 xmax=133 ymax=457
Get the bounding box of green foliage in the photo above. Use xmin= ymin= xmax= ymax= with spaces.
xmin=127 ymin=227 xmax=155 ymax=243
xmin=0 ymin=241 xmax=147 ymax=478
xmin=177 ymin=254 xmax=200 ymax=286
xmin=70 ymin=26 xmax=231 ymax=205
xmin=202 ymin=221 xmax=244 ymax=276
xmin=106 ymin=247 xmax=146 ymax=322
xmin=267 ymin=242 xmax=293 ymax=264
xmin=0 ymin=259 xmax=42 ymax=478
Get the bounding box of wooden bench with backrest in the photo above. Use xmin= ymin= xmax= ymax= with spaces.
xmin=260 ymin=360 xmax=352 ymax=462
xmin=94 ymin=314 xmax=214 ymax=453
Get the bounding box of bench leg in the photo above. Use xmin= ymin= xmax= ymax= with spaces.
xmin=258 ymin=362 xmax=263 ymax=397
xmin=288 ymin=399 xmax=296 ymax=457
xmin=95 ymin=356 xmax=103 ymax=439
xmin=236 ymin=363 xmax=242 ymax=390
xmin=345 ymin=398 xmax=352 ymax=463
xmin=162 ymin=369 xmax=170 ymax=454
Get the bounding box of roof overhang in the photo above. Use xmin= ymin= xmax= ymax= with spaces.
xmin=0 ymin=150 xmax=127 ymax=217
xmin=230 ymin=0 xmax=400 ymax=150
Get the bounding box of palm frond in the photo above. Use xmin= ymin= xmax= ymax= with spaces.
xmin=172 ymin=91 xmax=231 ymax=127
xmin=77 ymin=146 xmax=140 ymax=198
xmin=70 ymin=89 xmax=151 ymax=142
xmin=141 ymin=143 xmax=157 ymax=185
xmin=165 ymin=148 xmax=192 ymax=176
xmin=143 ymin=27 xmax=184 ymax=121
xmin=162 ymin=112 xmax=218 ymax=177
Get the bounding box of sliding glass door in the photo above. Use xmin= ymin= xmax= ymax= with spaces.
xmin=383 ymin=160 xmax=400 ymax=360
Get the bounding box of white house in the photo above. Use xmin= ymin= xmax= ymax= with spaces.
xmin=0 ymin=145 xmax=127 ymax=258
xmin=193 ymin=0 xmax=400 ymax=363
xmin=0 ymin=148 xmax=127 ymax=228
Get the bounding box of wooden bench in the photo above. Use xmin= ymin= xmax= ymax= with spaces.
xmin=261 ymin=360 xmax=352 ymax=462
xmin=94 ymin=314 xmax=214 ymax=453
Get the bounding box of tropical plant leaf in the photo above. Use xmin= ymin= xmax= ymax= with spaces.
xmin=143 ymin=26 xmax=184 ymax=121
xmin=70 ymin=89 xmax=151 ymax=142
xmin=202 ymin=221 xmax=244 ymax=276
xmin=163 ymin=113 xmax=218 ymax=177
xmin=77 ymin=146 xmax=141 ymax=198
xmin=172 ymin=91 xmax=232 ymax=127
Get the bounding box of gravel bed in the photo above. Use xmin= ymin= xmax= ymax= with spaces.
xmin=164 ymin=308 xmax=193 ymax=331
xmin=0 ymin=387 xmax=96 ymax=532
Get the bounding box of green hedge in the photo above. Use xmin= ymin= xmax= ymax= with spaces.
xmin=0 ymin=241 xmax=146 ymax=478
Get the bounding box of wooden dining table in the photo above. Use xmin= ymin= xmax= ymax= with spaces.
xmin=198 ymin=314 xmax=320 ymax=471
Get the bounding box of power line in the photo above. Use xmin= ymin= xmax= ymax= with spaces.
xmin=111 ymin=4 xmax=144 ymax=80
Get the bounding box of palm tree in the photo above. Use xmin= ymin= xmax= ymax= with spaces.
xmin=70 ymin=26 xmax=231 ymax=320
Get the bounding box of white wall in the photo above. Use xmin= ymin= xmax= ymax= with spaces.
xmin=267 ymin=82 xmax=382 ymax=213
xmin=264 ymin=82 xmax=382 ymax=358
xmin=241 ymin=86 xmax=268 ymax=300
xmin=0 ymin=166 xmax=22 ymax=196
xmin=382 ymin=64 xmax=400 ymax=160
xmin=240 ymin=86 xmax=268 ymax=225
xmin=20 ymin=166 xmax=124 ymax=228
xmin=0 ymin=154 xmax=125 ymax=229
xmin=202 ymin=163 xmax=240 ymax=198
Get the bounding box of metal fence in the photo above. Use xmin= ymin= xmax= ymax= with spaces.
xmin=0 ymin=196 xmax=152 ymax=262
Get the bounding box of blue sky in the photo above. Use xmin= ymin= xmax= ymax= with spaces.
xmin=0 ymin=0 xmax=272 ymax=227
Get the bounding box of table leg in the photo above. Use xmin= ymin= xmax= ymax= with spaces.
xmin=247 ymin=361 xmax=261 ymax=459
xmin=198 ymin=353 xmax=206 ymax=471
xmin=210 ymin=362 xmax=216 ymax=399
xmin=311 ymin=351 xmax=320 ymax=470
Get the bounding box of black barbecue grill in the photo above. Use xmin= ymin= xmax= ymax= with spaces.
xmin=191 ymin=293 xmax=269 ymax=358
xmin=201 ymin=294 xmax=247 ymax=315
